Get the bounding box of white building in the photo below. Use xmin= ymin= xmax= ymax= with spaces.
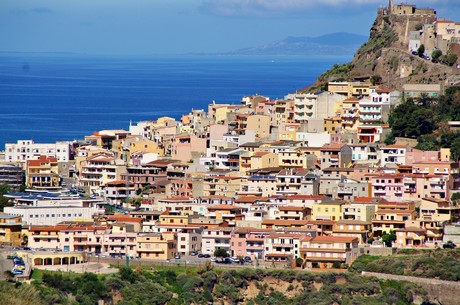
xmin=380 ymin=145 xmax=409 ymax=167
xmin=288 ymin=92 xmax=344 ymax=122
xmin=5 ymin=140 xmax=71 ymax=163
xmin=4 ymin=205 xmax=103 ymax=226
xmin=201 ymin=227 xmax=233 ymax=256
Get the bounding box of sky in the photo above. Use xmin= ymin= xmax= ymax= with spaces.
xmin=1 ymin=0 xmax=459 ymax=55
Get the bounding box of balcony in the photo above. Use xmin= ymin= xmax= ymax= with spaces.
xmin=359 ymin=108 xmax=381 ymax=114
xmin=32 ymin=235 xmax=59 ymax=239
xmin=272 ymin=243 xmax=294 ymax=248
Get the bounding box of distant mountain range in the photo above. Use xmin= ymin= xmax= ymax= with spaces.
xmin=224 ymin=32 xmax=368 ymax=56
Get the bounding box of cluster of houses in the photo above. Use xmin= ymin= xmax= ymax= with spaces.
xmin=1 ymin=75 xmax=460 ymax=269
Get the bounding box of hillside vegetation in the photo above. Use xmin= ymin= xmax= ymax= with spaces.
xmin=0 ymin=266 xmax=434 ymax=305
xmin=349 ymin=249 xmax=460 ymax=281
xmin=386 ymin=86 xmax=460 ymax=158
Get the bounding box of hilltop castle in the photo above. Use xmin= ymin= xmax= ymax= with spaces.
xmin=387 ymin=0 xmax=436 ymax=16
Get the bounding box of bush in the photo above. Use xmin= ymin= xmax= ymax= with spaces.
xmin=418 ymin=44 xmax=425 ymax=55
xmin=332 ymin=262 xmax=341 ymax=269
xmin=431 ymin=49 xmax=442 ymax=60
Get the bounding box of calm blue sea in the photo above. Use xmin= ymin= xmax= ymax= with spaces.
xmin=0 ymin=53 xmax=350 ymax=149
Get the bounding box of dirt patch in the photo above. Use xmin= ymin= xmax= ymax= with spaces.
xmin=336 ymin=276 xmax=347 ymax=285
xmin=313 ymin=281 xmax=323 ymax=291
xmin=244 ymin=281 xmax=260 ymax=300
xmin=244 ymin=277 xmax=304 ymax=300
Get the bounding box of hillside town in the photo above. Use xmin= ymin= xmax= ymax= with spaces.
xmin=1 ymin=1 xmax=460 ymax=272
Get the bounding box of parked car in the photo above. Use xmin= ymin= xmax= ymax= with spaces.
xmin=190 ymin=251 xmax=198 ymax=256
xmin=230 ymin=256 xmax=240 ymax=263
xmin=210 ymin=257 xmax=217 ymax=262
xmin=244 ymin=256 xmax=252 ymax=263
xmin=443 ymin=241 xmax=456 ymax=249
xmin=174 ymin=254 xmax=181 ymax=259
xmin=203 ymin=254 xmax=211 ymax=258
xmin=23 ymin=247 xmax=31 ymax=251
xmin=223 ymin=257 xmax=232 ymax=264
xmin=411 ymin=51 xmax=418 ymax=55
xmin=11 ymin=268 xmax=23 ymax=275
xmin=198 ymin=253 xmax=205 ymax=258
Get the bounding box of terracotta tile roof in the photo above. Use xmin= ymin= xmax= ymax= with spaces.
xmin=107 ymin=215 xmax=143 ymax=223
xmin=279 ymin=206 xmax=308 ymax=211
xmin=284 ymin=195 xmax=324 ymax=200
xmin=320 ymin=143 xmax=345 ymax=151
xmin=253 ymin=152 xmax=270 ymax=157
xmin=233 ymin=227 xmax=273 ymax=234
xmin=352 ymin=197 xmax=381 ymax=203
xmin=199 ymin=196 xmax=233 ymax=200
xmin=235 ymin=196 xmax=269 ymax=203
xmin=159 ymin=197 xmax=193 ymax=201
xmin=27 ymin=155 xmax=58 ymax=166
xmin=375 ymin=209 xmax=415 ymax=214
xmin=268 ymin=232 xmax=306 ymax=238
xmin=312 ymin=236 xmax=358 ymax=243
xmin=306 ymin=220 xmax=336 ymax=225
xmin=262 ymin=219 xmax=308 ymax=226
xmin=105 ymin=180 xmax=134 ymax=187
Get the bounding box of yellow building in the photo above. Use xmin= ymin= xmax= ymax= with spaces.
xmin=206 ymin=204 xmax=243 ymax=225
xmin=215 ymin=105 xmax=239 ymax=124
xmin=130 ymin=140 xmax=163 ymax=156
xmin=159 ymin=210 xmax=196 ymax=226
xmin=328 ymin=82 xmax=349 ymax=96
xmin=251 ymin=152 xmax=278 ymax=171
xmin=246 ymin=115 xmax=271 ymax=139
xmin=0 ymin=214 xmax=22 ymax=246
xmin=26 ymin=155 xmax=59 ymax=188
xmin=278 ymin=149 xmax=307 ymax=169
xmin=137 ymin=232 xmax=177 ymax=259
xmin=156 ymin=116 xmax=176 ymax=126
xmin=201 ymin=175 xmax=245 ymax=197
xmin=312 ymin=200 xmax=345 ymax=221
xmin=278 ymin=123 xmax=301 ymax=141
xmin=350 ymin=82 xmax=372 ymax=97
xmin=323 ymin=117 xmax=341 ymax=134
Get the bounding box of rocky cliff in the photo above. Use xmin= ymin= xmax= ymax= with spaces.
xmin=314 ymin=7 xmax=459 ymax=91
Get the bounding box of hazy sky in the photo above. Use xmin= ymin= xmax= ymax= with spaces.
xmin=1 ymin=0 xmax=459 ymax=55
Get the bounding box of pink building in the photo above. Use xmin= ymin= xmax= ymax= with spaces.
xmin=370 ymin=174 xmax=404 ymax=201
xmin=230 ymin=227 xmax=272 ymax=259
xmin=171 ymin=134 xmax=207 ymax=163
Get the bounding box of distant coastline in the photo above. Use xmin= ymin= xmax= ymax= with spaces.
xmin=0 ymin=54 xmax=350 ymax=148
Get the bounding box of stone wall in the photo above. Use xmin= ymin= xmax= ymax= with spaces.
xmin=361 ymin=271 xmax=460 ymax=305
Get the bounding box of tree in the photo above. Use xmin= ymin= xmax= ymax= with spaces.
xmin=0 ymin=183 xmax=13 ymax=212
xmin=431 ymin=49 xmax=442 ymax=60
xmin=382 ymin=231 xmax=396 ymax=247
xmin=370 ymin=75 xmax=382 ymax=85
xmin=416 ymin=134 xmax=439 ymax=151
xmin=417 ymin=44 xmax=425 ymax=55
xmin=447 ymin=54 xmax=458 ymax=66
xmin=214 ymin=248 xmax=229 ymax=258
xmin=295 ymin=257 xmax=304 ymax=267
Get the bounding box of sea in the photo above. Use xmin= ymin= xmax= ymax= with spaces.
xmin=0 ymin=53 xmax=350 ymax=149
